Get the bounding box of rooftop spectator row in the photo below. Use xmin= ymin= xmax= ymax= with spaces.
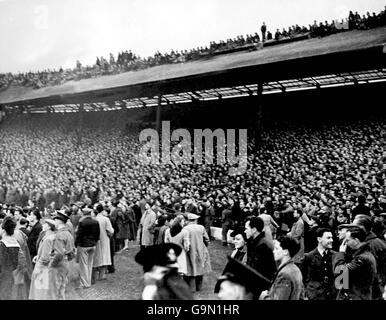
xmin=0 ymin=7 xmax=385 ymax=91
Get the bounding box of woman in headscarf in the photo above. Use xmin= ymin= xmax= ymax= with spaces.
xmin=0 ymin=217 xmax=28 ymax=300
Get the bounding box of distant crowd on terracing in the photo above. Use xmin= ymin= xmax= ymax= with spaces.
xmin=0 ymin=7 xmax=385 ymax=91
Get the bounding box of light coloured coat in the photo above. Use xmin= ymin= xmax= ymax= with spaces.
xmin=138 ymin=209 xmax=157 ymax=246
xmin=184 ymin=222 xmax=212 ymax=277
xmin=93 ymin=213 xmax=114 ymax=267
xmin=29 ymin=231 xmax=70 ymax=300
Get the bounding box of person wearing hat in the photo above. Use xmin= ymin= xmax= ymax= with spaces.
xmin=58 ymin=208 xmax=75 ymax=238
xmin=333 ymin=226 xmax=377 ymax=300
xmin=184 ymin=213 xmax=211 ymax=292
xmin=217 ymin=256 xmax=271 ymax=300
xmin=75 ymin=205 xmax=100 ymax=289
xmin=337 ymin=223 xmax=351 ymax=245
xmin=29 ymin=218 xmax=60 ymax=299
xmin=135 ymin=243 xmax=193 ymax=300
xmin=53 ymin=210 xmax=76 ymax=292
xmin=53 ymin=210 xmax=75 ymax=259
xmin=352 ymin=214 xmax=386 ymax=299
xmin=260 ymin=236 xmax=304 ymax=300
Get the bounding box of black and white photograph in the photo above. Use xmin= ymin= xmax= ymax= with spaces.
xmin=0 ymin=0 xmax=385 ymax=311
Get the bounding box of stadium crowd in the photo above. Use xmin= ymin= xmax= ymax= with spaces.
xmin=1 ymin=7 xmax=385 ymax=91
xmin=0 ymin=110 xmax=385 ymax=300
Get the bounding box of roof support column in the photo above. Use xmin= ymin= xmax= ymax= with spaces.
xmin=77 ymin=103 xmax=84 ymax=146
xmin=255 ymin=82 xmax=263 ymax=149
xmin=156 ymin=95 xmax=162 ymax=132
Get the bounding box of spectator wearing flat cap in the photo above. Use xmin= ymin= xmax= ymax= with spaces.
xmin=53 ymin=210 xmax=76 ymax=261
xmin=244 ymin=216 xmax=277 ymax=296
xmin=59 ymin=207 xmax=75 ymax=238
xmin=353 ymin=214 xmax=386 ymax=299
xmin=75 ymin=207 xmax=100 ymax=289
xmin=217 ymin=256 xmax=271 ymax=300
xmin=333 ymin=226 xmax=377 ymax=300
xmin=135 ymin=243 xmax=193 ymax=300
xmin=53 ymin=210 xmax=76 ymax=292
xmin=184 ymin=213 xmax=211 ymax=292
xmin=260 ymin=236 xmax=304 ymax=300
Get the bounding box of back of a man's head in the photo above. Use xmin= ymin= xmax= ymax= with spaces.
xmin=96 ymin=204 xmax=104 ymax=214
xmin=349 ymin=227 xmax=367 ymax=243
xmin=247 ymin=216 xmax=264 ymax=233
xmin=353 ymin=214 xmax=372 ymax=233
xmin=278 ymin=235 xmax=300 ymax=258
xmin=357 ymin=195 xmax=366 ymax=204
xmin=31 ymin=209 xmax=41 ymax=221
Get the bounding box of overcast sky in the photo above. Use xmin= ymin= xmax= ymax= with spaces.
xmin=0 ymin=0 xmax=384 ymax=73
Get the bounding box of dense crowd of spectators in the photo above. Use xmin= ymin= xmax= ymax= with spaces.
xmin=0 ymin=112 xmax=384 ymax=232
xmin=1 ymin=7 xmax=385 ymax=91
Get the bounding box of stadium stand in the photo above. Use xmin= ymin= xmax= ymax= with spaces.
xmin=0 ymin=7 xmax=385 ymax=91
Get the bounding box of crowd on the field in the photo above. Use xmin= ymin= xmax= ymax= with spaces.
xmin=0 ymin=111 xmax=385 ymax=300
xmin=1 ymin=7 xmax=385 ymax=91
